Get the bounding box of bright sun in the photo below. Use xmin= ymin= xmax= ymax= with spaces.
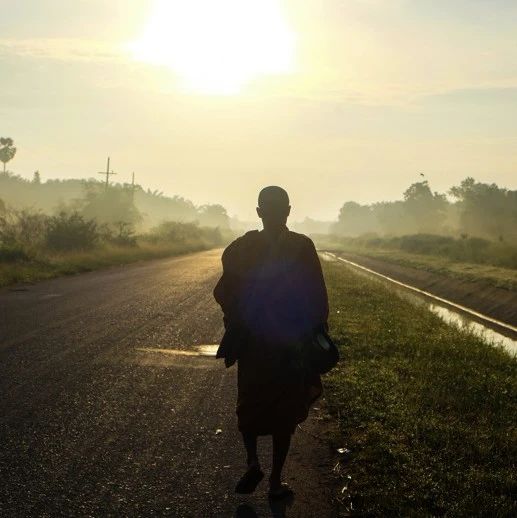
xmin=130 ymin=0 xmax=295 ymax=95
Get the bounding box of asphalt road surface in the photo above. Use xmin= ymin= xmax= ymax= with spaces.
xmin=0 ymin=250 xmax=336 ymax=517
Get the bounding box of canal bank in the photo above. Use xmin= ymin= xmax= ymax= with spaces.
xmin=321 ymin=251 xmax=517 ymax=355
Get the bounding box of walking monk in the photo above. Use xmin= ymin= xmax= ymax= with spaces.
xmin=213 ymin=186 xmax=329 ymax=499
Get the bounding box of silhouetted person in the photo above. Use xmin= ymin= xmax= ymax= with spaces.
xmin=214 ymin=186 xmax=329 ymax=499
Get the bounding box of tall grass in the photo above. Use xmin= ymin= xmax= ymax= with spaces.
xmin=323 ymin=260 xmax=517 ymax=516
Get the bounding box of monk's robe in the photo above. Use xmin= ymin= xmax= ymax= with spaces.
xmin=214 ymin=227 xmax=329 ymax=436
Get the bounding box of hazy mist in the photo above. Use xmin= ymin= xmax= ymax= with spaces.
xmin=1 ymin=0 xmax=516 ymax=222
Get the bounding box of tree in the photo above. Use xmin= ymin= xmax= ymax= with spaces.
xmin=79 ymin=183 xmax=142 ymax=228
xmin=450 ymin=177 xmax=517 ymax=242
xmin=0 ymin=138 xmax=17 ymax=173
xmin=32 ymin=171 xmax=41 ymax=184
xmin=331 ymin=201 xmax=378 ymax=236
xmin=403 ymin=181 xmax=447 ymax=233
xmin=197 ymin=204 xmax=230 ymax=228
xmin=373 ymin=201 xmax=414 ymax=235
xmin=46 ymin=211 xmax=99 ymax=251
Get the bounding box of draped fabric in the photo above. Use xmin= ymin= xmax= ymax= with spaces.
xmin=214 ymin=228 xmax=329 ymax=435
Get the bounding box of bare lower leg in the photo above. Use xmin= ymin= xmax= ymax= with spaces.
xmin=242 ymin=432 xmax=260 ymax=468
xmin=235 ymin=433 xmax=264 ymax=494
xmin=270 ymin=431 xmax=291 ymax=489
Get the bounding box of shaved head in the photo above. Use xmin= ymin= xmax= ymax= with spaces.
xmin=257 ymin=186 xmax=291 ymax=231
xmin=258 ymin=186 xmax=290 ymax=209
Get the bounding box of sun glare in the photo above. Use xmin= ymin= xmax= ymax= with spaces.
xmin=130 ymin=0 xmax=295 ymax=95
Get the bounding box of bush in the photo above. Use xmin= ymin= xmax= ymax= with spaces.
xmin=45 ymin=212 xmax=99 ymax=251
xmin=144 ymin=221 xmax=225 ymax=248
xmin=104 ymin=221 xmax=138 ymax=247
xmin=201 ymin=225 xmax=225 ymax=246
xmin=0 ymin=208 xmax=47 ymax=254
xmin=146 ymin=221 xmax=200 ymax=244
xmin=0 ymin=244 xmax=29 ymax=263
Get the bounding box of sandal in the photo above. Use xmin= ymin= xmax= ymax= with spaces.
xmin=235 ymin=465 xmax=264 ymax=494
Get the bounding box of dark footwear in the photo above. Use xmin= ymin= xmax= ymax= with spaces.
xmin=235 ymin=465 xmax=264 ymax=494
xmin=268 ymin=482 xmax=294 ymax=500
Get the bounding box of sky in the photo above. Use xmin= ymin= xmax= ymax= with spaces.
xmin=1 ymin=0 xmax=516 ymax=222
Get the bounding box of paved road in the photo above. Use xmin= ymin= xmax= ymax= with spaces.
xmin=0 ymin=250 xmax=336 ymax=517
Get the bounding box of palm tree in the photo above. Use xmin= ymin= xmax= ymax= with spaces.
xmin=0 ymin=138 xmax=17 ymax=173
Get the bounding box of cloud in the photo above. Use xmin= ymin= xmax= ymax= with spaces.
xmin=417 ymin=85 xmax=517 ymax=105
xmin=0 ymin=38 xmax=125 ymax=62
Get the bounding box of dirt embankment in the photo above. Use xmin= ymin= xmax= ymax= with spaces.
xmin=337 ymin=253 xmax=517 ymax=328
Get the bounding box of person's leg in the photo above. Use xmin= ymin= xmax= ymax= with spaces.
xmin=235 ymin=433 xmax=264 ymax=494
xmin=242 ymin=432 xmax=259 ymax=468
xmin=269 ymin=431 xmax=291 ymax=490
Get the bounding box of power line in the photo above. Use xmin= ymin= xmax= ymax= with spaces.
xmin=131 ymin=172 xmax=137 ymax=201
xmin=97 ymin=156 xmax=117 ymax=190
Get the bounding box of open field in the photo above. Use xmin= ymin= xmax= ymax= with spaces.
xmin=316 ymin=235 xmax=517 ymax=292
xmin=322 ymin=258 xmax=517 ymax=516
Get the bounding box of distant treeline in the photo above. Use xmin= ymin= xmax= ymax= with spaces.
xmin=0 ymin=170 xmax=233 ymax=280
xmin=0 ymin=171 xmax=230 ymax=230
xmin=332 ymin=178 xmax=517 ymax=243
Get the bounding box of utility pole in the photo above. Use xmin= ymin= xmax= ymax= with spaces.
xmin=97 ymin=156 xmax=116 ymax=190
xmin=131 ymin=172 xmax=137 ymax=201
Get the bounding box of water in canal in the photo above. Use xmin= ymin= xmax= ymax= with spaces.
xmin=321 ymin=252 xmax=517 ymax=356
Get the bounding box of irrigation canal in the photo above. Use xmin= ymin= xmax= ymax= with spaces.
xmin=321 ymin=252 xmax=517 ymax=357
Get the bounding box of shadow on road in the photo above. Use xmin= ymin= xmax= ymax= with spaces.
xmin=235 ymin=504 xmax=259 ymax=517
xmin=235 ymin=494 xmax=294 ymax=518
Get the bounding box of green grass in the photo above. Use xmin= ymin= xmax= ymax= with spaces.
xmin=353 ymin=248 xmax=517 ymax=291
xmin=322 ymin=260 xmax=517 ymax=517
xmin=315 ymin=235 xmax=517 ymax=291
xmin=0 ymin=241 xmax=216 ymax=288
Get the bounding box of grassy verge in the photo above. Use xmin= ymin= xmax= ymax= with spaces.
xmin=350 ymin=248 xmax=517 ymax=291
xmin=315 ymin=236 xmax=517 ymax=291
xmin=0 ymin=241 xmax=216 ymax=288
xmin=322 ymin=259 xmax=517 ymax=516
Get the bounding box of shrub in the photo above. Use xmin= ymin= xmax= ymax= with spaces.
xmin=200 ymin=225 xmax=225 ymax=246
xmin=147 ymin=221 xmax=201 ymax=244
xmin=0 ymin=244 xmax=29 ymax=263
xmin=45 ymin=212 xmax=99 ymax=251
xmin=143 ymin=220 xmax=227 ymax=249
xmin=105 ymin=221 xmax=138 ymax=247
xmin=0 ymin=208 xmax=47 ymax=254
